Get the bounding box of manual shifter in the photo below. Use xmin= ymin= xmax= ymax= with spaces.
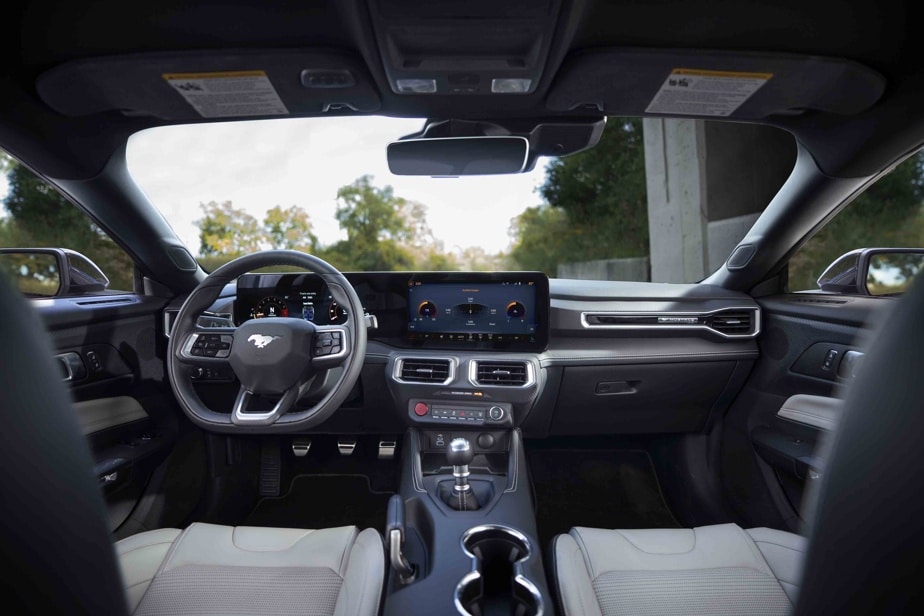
xmin=445 ymin=437 xmax=480 ymax=511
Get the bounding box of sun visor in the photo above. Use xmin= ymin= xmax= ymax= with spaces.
xmin=547 ymin=49 xmax=885 ymax=119
xmin=36 ymin=49 xmax=381 ymax=120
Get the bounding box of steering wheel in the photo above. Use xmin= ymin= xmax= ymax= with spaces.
xmin=166 ymin=250 xmax=367 ymax=433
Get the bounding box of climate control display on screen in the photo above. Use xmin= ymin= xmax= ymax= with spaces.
xmin=407 ymin=280 xmax=538 ymax=342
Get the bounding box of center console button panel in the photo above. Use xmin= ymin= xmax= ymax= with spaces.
xmin=408 ymin=399 xmax=512 ymax=427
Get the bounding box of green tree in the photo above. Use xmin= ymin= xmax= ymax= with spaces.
xmin=264 ymin=204 xmax=318 ymax=251
xmin=789 ymin=152 xmax=924 ymax=290
xmin=196 ymin=200 xmax=264 ymax=256
xmin=1 ymin=154 xmax=135 ymax=291
xmin=327 ymin=175 xmax=415 ymax=271
xmin=510 ymin=118 xmax=648 ymax=275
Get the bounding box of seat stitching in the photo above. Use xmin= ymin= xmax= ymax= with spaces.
xmin=117 ymin=539 xmax=177 ymax=557
xmin=612 ymin=529 xmax=697 ymax=555
xmin=158 ymin=523 xmax=196 ymax=573
xmin=231 ymin=527 xmax=315 ymax=552
xmin=125 ymin=578 xmax=156 ymax=590
xmin=570 ymin=541 xmax=595 ymax=616
xmin=735 ymin=524 xmax=771 ymax=570
xmin=338 ymin=527 xmax=359 ymax=577
xmin=571 ymin=529 xmax=596 ymax=579
xmin=751 ymin=539 xmax=806 ymax=553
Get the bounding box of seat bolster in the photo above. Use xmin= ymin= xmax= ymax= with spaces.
xmin=333 ymin=528 xmax=386 ymax=616
xmin=569 ymin=524 xmax=775 ymax=576
xmin=160 ymin=523 xmax=359 ymax=572
xmin=747 ymin=527 xmax=807 ymax=604
xmin=114 ymin=528 xmax=182 ymax=612
xmin=554 ymin=533 xmax=604 ymax=616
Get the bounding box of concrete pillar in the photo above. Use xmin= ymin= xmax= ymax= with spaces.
xmin=643 ymin=118 xmax=795 ymax=283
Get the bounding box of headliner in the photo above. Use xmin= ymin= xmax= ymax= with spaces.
xmin=1 ymin=0 xmax=922 ymax=180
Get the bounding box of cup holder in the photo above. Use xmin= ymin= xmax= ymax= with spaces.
xmin=454 ymin=525 xmax=544 ymax=616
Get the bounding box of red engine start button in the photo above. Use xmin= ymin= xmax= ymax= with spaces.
xmin=414 ymin=402 xmax=429 ymax=416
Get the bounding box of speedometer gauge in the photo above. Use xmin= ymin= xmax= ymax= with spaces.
xmin=252 ymin=296 xmax=288 ymax=319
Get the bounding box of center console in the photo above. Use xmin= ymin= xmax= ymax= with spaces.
xmin=383 ymin=428 xmax=550 ymax=616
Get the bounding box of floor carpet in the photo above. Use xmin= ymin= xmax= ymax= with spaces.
xmin=527 ymin=449 xmax=680 ymax=549
xmin=245 ymin=474 xmax=393 ymax=533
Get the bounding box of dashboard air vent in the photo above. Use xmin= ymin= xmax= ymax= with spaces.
xmin=709 ymin=311 xmax=753 ymax=335
xmin=399 ymin=358 xmax=452 ymax=384
xmin=474 ymin=361 xmax=529 ymax=386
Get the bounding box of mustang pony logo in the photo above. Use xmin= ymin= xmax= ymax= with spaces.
xmin=248 ymin=334 xmax=280 ymax=349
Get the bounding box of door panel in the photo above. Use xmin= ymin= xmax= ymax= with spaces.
xmin=720 ymin=293 xmax=891 ymax=531
xmin=33 ymin=294 xmax=195 ymax=531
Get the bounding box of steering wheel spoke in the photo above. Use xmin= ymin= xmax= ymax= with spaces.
xmin=311 ymin=325 xmax=351 ymax=369
xmin=231 ymin=385 xmax=300 ymax=426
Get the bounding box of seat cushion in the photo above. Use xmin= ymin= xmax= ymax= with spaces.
xmin=554 ymin=523 xmax=806 ymax=616
xmin=115 ymin=523 xmax=384 ymax=616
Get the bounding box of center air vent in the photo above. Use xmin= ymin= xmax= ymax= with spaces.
xmin=708 ymin=311 xmax=753 ymax=335
xmin=473 ymin=361 xmax=530 ymax=386
xmin=396 ymin=358 xmax=453 ymax=384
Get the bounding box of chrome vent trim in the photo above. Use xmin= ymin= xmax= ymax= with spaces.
xmin=581 ymin=306 xmax=760 ymax=339
xmin=393 ymin=357 xmax=456 ymax=385
xmin=469 ymin=360 xmax=535 ymax=387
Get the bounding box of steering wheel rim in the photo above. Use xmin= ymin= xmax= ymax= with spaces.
xmin=166 ymin=250 xmax=367 ymax=433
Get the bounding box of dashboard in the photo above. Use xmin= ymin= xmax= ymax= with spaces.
xmin=178 ymin=273 xmax=761 ymax=436
xmin=234 ymin=271 xmax=550 ymax=352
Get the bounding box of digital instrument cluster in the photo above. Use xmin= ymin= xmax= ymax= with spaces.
xmin=235 ymin=273 xmax=347 ymax=326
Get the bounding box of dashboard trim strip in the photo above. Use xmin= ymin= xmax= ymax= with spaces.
xmin=579 ymin=306 xmax=761 ymax=339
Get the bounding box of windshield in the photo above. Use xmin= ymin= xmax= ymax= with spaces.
xmin=128 ymin=116 xmax=548 ymax=273
xmin=126 ymin=116 xmax=793 ymax=280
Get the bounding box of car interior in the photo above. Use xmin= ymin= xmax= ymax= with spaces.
xmin=2 ymin=1 xmax=924 ymax=614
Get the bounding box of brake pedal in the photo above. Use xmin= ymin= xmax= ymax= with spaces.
xmin=291 ymin=439 xmax=311 ymax=457
xmin=338 ymin=439 xmax=357 ymax=456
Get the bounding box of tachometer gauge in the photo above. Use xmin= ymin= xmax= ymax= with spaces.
xmin=328 ymin=301 xmax=346 ymax=323
xmin=252 ymin=296 xmax=288 ymax=319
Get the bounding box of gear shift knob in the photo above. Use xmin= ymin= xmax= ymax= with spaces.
xmin=447 ymin=437 xmax=474 ymax=467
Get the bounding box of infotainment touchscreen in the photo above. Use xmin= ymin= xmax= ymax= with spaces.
xmin=406 ymin=272 xmax=549 ymax=350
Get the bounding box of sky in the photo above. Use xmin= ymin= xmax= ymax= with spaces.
xmin=123 ymin=116 xmax=550 ymax=256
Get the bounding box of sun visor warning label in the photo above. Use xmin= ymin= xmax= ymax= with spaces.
xmin=163 ymin=71 xmax=289 ymax=118
xmin=645 ymin=69 xmax=772 ymax=117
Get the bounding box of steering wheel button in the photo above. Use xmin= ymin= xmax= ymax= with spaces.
xmin=414 ymin=402 xmax=429 ymax=416
xmin=331 ymin=345 xmax=341 ymax=353
xmin=332 ymin=331 xmax=342 ymax=340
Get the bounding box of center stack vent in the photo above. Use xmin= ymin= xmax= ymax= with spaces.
xmin=473 ymin=361 xmax=529 ymax=386
xmin=398 ymin=358 xmax=453 ymax=384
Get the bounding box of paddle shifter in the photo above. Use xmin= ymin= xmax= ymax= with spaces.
xmin=445 ymin=437 xmax=480 ymax=511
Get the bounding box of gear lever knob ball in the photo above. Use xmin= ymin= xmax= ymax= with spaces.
xmin=447 ymin=437 xmax=474 ymax=466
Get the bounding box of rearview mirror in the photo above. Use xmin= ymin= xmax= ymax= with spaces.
xmin=816 ymin=248 xmax=924 ymax=296
xmin=387 ymin=136 xmax=528 ymax=176
xmin=0 ymin=248 xmax=110 ymax=297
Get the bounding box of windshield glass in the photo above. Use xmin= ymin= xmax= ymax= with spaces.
xmin=128 ymin=117 xmax=548 ymax=273
xmin=125 ymin=116 xmax=794 ymax=280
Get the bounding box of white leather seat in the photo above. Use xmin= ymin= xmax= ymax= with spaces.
xmin=115 ymin=523 xmax=384 ymax=616
xmin=554 ymin=523 xmax=806 ymax=616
